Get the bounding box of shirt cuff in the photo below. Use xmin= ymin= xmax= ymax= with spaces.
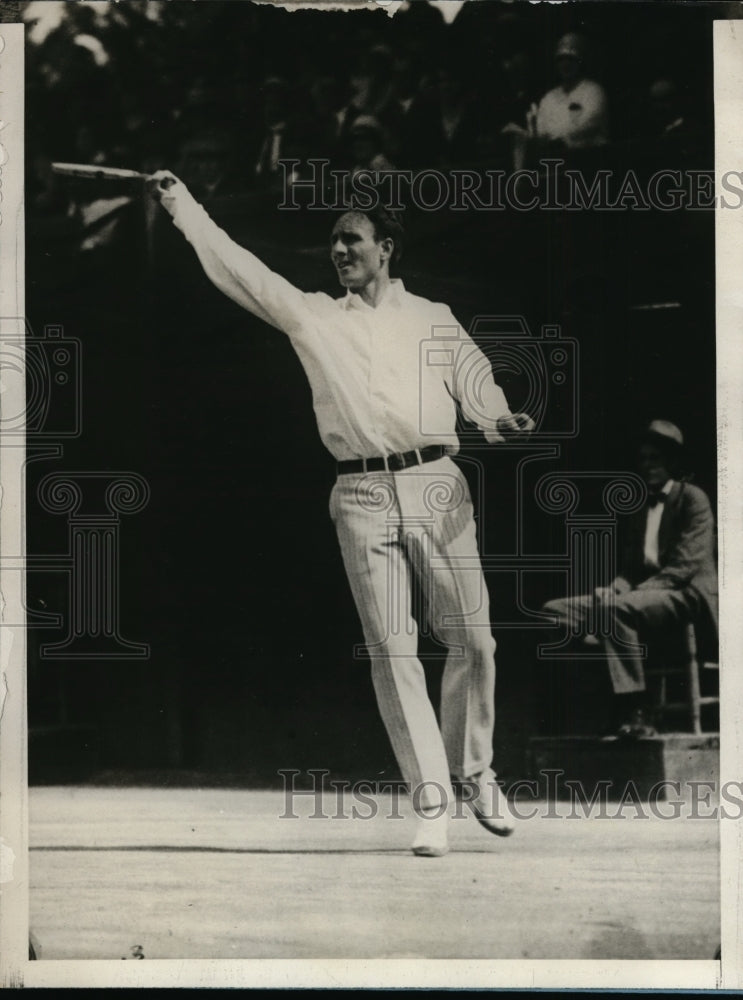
xmin=481 ymin=408 xmax=514 ymax=444
xmin=167 ymin=183 xmax=208 ymax=237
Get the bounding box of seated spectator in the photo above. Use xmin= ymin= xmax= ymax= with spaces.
xmin=307 ymin=75 xmax=349 ymax=165
xmin=345 ymin=114 xmax=395 ymax=178
xmin=341 ymin=44 xmax=399 ymax=139
xmin=404 ymin=62 xmax=482 ymax=168
xmin=493 ymin=49 xmax=541 ymax=169
xmin=252 ymin=75 xmax=307 ymax=189
xmin=530 ymin=33 xmax=609 ymax=151
xmin=638 ymin=78 xmax=703 ymax=164
xmin=648 ymin=79 xmax=686 ymax=135
xmin=73 ymin=124 xmax=107 ymax=167
xmin=390 ymin=49 xmax=422 ymax=120
xmin=541 ymin=420 xmax=718 ymax=733
xmin=175 ymin=132 xmax=237 ymax=200
xmin=349 ymin=43 xmax=394 ymax=112
xmin=392 ymin=0 xmax=446 ymax=49
xmin=386 ymin=48 xmax=425 ymax=163
xmin=497 ymin=49 xmax=540 ymax=132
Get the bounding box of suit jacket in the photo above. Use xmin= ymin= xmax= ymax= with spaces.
xmin=614 ymin=479 xmax=719 ymax=641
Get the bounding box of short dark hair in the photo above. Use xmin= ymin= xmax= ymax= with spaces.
xmin=339 ymin=203 xmax=405 ymax=267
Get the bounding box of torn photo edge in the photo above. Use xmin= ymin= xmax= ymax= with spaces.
xmin=0 ymin=2 xmax=741 ymax=989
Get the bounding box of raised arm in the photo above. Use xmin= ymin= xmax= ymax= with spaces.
xmin=150 ymin=170 xmax=307 ymax=334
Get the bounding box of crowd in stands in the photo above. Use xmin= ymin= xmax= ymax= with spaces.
xmin=162 ymin=33 xmax=708 ymax=200
xmin=25 ymin=0 xmax=714 ymax=212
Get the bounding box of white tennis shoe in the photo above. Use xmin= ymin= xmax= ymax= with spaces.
xmin=411 ymin=805 xmax=450 ymax=857
xmin=463 ymin=768 xmax=515 ymax=837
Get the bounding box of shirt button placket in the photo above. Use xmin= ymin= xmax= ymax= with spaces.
xmin=367 ymin=314 xmax=385 ymax=456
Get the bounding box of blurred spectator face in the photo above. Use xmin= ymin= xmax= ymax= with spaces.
xmin=367 ymin=44 xmax=393 ymax=80
xmin=405 ymin=37 xmax=434 ymax=89
xmin=492 ymin=9 xmax=528 ymax=53
xmin=638 ymin=442 xmax=672 ymax=490
xmin=649 ymin=79 xmax=680 ymax=127
xmin=349 ymin=118 xmax=383 ymax=165
xmin=262 ymin=77 xmax=289 ymax=126
xmin=351 ymin=44 xmax=393 ymax=112
xmin=75 ymin=125 xmax=99 ymax=161
xmin=185 ymin=80 xmax=212 ymax=115
xmin=311 ymin=76 xmax=343 ymax=116
xmin=177 ymin=135 xmax=227 ymax=192
xmin=501 ymin=50 xmax=531 ymax=93
xmin=554 ymin=33 xmax=587 ymax=87
xmin=392 ymin=53 xmax=417 ymax=96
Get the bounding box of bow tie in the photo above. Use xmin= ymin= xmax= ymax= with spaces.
xmin=647 ymin=493 xmax=667 ymax=508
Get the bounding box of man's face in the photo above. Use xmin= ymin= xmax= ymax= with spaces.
xmin=639 ymin=443 xmax=671 ymax=490
xmin=330 ymin=211 xmax=387 ymax=292
xmin=556 ymin=55 xmax=581 ymax=85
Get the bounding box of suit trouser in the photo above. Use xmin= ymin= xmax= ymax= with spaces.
xmin=542 ymin=587 xmax=700 ymax=694
xmin=329 ymin=457 xmax=497 ymax=811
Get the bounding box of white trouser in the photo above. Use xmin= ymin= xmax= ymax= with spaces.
xmin=329 ymin=456 xmax=497 ymax=811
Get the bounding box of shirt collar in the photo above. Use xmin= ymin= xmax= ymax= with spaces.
xmin=649 ymin=480 xmax=674 ymax=501
xmin=341 ymin=278 xmax=406 ymax=312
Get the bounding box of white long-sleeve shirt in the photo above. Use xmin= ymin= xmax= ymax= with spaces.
xmin=167 ymin=184 xmax=512 ymax=462
xmin=535 ymin=78 xmax=609 ymax=149
xmin=643 ymin=479 xmax=674 ymax=569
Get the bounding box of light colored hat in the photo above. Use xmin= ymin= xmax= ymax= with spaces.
xmin=262 ymin=75 xmax=288 ymax=93
xmin=555 ymin=32 xmax=586 ymax=61
xmin=649 ymin=79 xmax=677 ymax=102
xmin=646 ymin=419 xmax=684 ymax=448
xmin=349 ymin=114 xmax=382 ymax=135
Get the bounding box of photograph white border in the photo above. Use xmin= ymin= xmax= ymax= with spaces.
xmin=1 ymin=3 xmax=740 ymax=989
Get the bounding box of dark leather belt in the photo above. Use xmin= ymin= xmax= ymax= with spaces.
xmin=337 ymin=444 xmax=447 ymax=476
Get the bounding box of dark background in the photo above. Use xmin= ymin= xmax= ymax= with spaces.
xmin=22 ymin=0 xmax=722 ymax=785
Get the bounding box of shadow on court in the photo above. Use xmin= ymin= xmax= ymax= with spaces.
xmin=30 ymin=787 xmax=719 ymax=960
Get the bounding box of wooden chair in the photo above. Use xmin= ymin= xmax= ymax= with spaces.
xmin=647 ymin=621 xmax=719 ymax=735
